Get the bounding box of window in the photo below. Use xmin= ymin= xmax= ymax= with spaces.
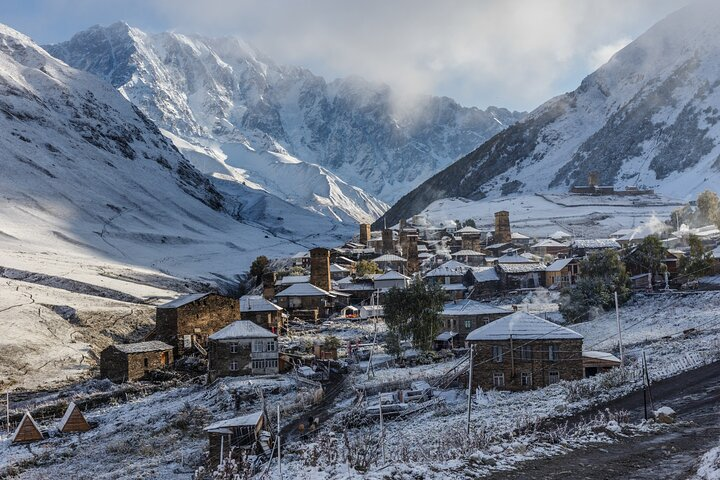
xmin=252 ymin=341 xmax=263 ymax=353
xmin=266 ymin=341 xmax=276 ymax=352
xmin=267 ymin=359 xmax=278 ymax=368
xmin=482 ymin=317 xmax=491 ymax=325
xmin=252 ymin=359 xmax=265 ymax=370
xmin=521 ymin=372 xmax=533 ymax=387
xmin=520 ymin=345 xmax=532 ymax=361
xmin=492 ymin=372 xmax=505 ymax=387
xmin=464 ymin=319 xmax=472 ymax=329
xmin=492 ymin=345 xmax=503 ymax=363
xmin=229 ymin=361 xmax=238 ymax=371
xmin=230 ymin=343 xmax=238 ymax=353
xmin=548 ymin=345 xmax=558 ymax=361
xmin=548 ymin=370 xmax=560 ymax=384
xmin=143 ymin=358 xmax=149 ymax=368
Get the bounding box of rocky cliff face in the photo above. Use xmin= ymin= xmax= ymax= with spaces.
xmin=46 ymin=23 xmax=524 ymax=214
xmin=377 ymin=1 xmax=720 ymax=228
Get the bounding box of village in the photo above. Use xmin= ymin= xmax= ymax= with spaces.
xmin=2 ymin=186 xmax=720 ymax=479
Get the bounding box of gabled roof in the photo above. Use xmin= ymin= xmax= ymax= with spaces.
xmin=582 ymin=351 xmax=621 ymax=363
xmin=511 ymin=232 xmax=530 ymax=240
xmin=441 ymin=283 xmax=467 ymax=291
xmin=532 ymin=238 xmax=567 ymax=248
xmin=204 ymin=411 xmax=263 ymax=432
xmin=375 ymin=270 xmax=410 ymax=281
xmin=442 ymin=299 xmax=511 ymax=316
xmin=497 ymin=263 xmax=546 ymax=274
xmin=373 ymin=254 xmax=407 ymax=263
xmin=112 ymin=341 xmax=173 ymax=354
xmin=58 ymin=401 xmax=90 ymax=433
xmin=276 ymin=275 xmax=310 ymax=286
xmin=486 ymin=242 xmax=512 ymax=249
xmin=435 ymin=331 xmax=458 ymax=341
xmin=456 ymin=225 xmax=481 ymax=234
xmin=451 ymin=249 xmax=485 ymax=257
xmin=571 ymin=239 xmax=621 ymax=249
xmin=466 ymin=312 xmax=583 ymax=341
xmin=470 ymin=266 xmax=500 ymax=283
xmin=11 ymin=411 xmax=42 ymax=443
xmin=330 ymin=263 xmax=349 ymax=273
xmin=424 ymin=260 xmax=470 ymax=277
xmin=157 ymin=293 xmax=211 ymax=309
xmin=549 ymin=230 xmax=572 ymax=240
xmin=496 ymin=253 xmax=533 ymax=263
xmin=209 ymin=320 xmax=276 ymax=340
xmin=274 ymin=282 xmax=334 ymax=297
xmin=545 ymin=257 xmax=577 ymax=272
xmin=240 ymin=295 xmax=282 ymax=312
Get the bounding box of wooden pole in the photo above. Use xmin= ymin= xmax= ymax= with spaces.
xmin=379 ymin=395 xmax=386 ymax=464
xmin=5 ymin=392 xmax=9 ymax=434
xmin=466 ymin=344 xmax=473 ymax=437
xmin=220 ymin=435 xmax=225 ymax=467
xmin=614 ymin=291 xmax=624 ymax=365
xmin=643 ymin=351 xmax=654 ymax=412
xmin=277 ymin=404 xmax=282 ymax=480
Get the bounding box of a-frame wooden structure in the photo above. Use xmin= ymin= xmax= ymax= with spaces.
xmin=58 ymin=401 xmax=91 ymax=433
xmin=11 ymin=411 xmax=43 ymax=444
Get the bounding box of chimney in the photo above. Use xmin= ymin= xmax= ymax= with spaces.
xmin=494 ymin=211 xmax=512 ymax=244
xmin=309 ymin=247 xmax=331 ymax=292
xmin=359 ymin=224 xmax=371 ymax=245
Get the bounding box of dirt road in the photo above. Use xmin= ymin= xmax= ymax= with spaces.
xmin=490 ymin=361 xmax=720 ymax=479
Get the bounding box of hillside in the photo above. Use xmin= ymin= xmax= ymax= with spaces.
xmin=46 ymin=23 xmax=525 ymax=208
xmin=377 ymin=1 xmax=720 ymax=228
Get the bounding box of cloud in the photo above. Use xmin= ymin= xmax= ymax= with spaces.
xmin=589 ymin=37 xmax=632 ymax=70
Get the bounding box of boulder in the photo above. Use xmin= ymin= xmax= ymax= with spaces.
xmin=653 ymin=406 xmax=676 ymax=424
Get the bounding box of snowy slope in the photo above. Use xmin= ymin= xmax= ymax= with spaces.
xmin=0 ymin=22 xmax=337 ymax=286
xmin=45 ymin=23 xmax=524 ymax=207
xmin=378 ymin=1 xmax=720 ymax=227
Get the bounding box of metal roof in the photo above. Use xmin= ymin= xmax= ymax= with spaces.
xmin=275 ymin=275 xmax=310 ymax=286
xmin=157 ymin=293 xmax=211 ymax=309
xmin=466 ymin=312 xmax=583 ymax=341
xmin=373 ymin=254 xmax=407 ymax=263
xmin=112 ymin=341 xmax=173 ymax=354
xmin=470 ymin=267 xmax=500 ymax=283
xmin=240 ymin=295 xmax=282 ymax=312
xmin=274 ymin=282 xmax=334 ymax=297
xmin=424 ymin=260 xmax=470 ymax=277
xmin=497 ymin=263 xmax=546 ymax=274
xmin=375 ymin=270 xmax=410 ymax=281
xmin=209 ymin=320 xmax=276 ymax=340
xmin=545 ymin=258 xmax=577 ymax=272
xmin=204 ymin=411 xmax=263 ymax=432
xmin=442 ymin=299 xmax=511 ymax=316
xmin=451 ymin=249 xmax=485 ymax=257
xmin=571 ymin=239 xmax=621 ymax=249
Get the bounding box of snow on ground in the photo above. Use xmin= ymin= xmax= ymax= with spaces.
xmin=420 ymin=193 xmax=682 ymax=238
xmin=692 ymin=442 xmax=720 ymax=480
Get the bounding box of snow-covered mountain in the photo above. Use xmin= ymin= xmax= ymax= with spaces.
xmin=0 ymin=22 xmax=341 ymax=284
xmin=45 ymin=23 xmax=524 ymax=214
xmin=377 ymin=1 xmax=720 ymax=228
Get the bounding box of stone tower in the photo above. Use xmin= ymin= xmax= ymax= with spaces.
xmin=310 ymin=247 xmax=331 ymax=292
xmin=494 ymin=211 xmax=512 ymax=244
xmin=588 ymin=171 xmax=599 ymax=187
xmin=382 ymin=229 xmax=394 ymax=254
xmin=359 ymin=224 xmax=371 ymax=245
xmin=405 ymin=234 xmax=419 ymax=274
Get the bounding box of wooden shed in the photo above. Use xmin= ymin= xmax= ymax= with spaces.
xmin=204 ymin=411 xmax=271 ymax=465
xmin=11 ymin=412 xmax=43 ymax=444
xmin=582 ymin=351 xmax=622 ymax=377
xmin=58 ymin=401 xmax=91 ymax=433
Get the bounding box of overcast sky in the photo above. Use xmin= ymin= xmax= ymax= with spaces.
xmin=4 ymin=0 xmax=691 ymax=111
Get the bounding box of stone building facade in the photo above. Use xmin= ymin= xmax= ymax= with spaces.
xmin=310 ymin=247 xmax=331 ymax=292
xmin=208 ymin=321 xmax=278 ymax=380
xmin=360 ymin=223 xmax=371 ymax=245
xmin=155 ymin=293 xmax=239 ymax=356
xmin=494 ymin=211 xmax=512 ymax=244
xmin=100 ymin=341 xmax=174 ymax=383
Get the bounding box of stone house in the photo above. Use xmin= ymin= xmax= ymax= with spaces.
xmin=155 ymin=293 xmax=239 ymax=356
xmin=330 ymin=263 xmax=350 ymax=280
xmin=450 ymin=250 xmax=486 ymax=267
xmin=423 ymin=260 xmax=470 ymax=285
xmin=530 ymin=238 xmax=569 ymax=257
xmin=496 ymin=263 xmax=546 ymax=289
xmin=207 ymin=321 xmax=278 ymax=380
xmin=373 ymin=253 xmax=407 ymax=273
xmin=464 ymin=267 xmax=502 ymax=298
xmin=100 ymin=341 xmax=174 ymax=383
xmin=240 ymin=295 xmax=285 ymax=332
xmin=437 ymin=299 xmax=512 ymax=347
xmin=274 ymin=282 xmax=336 ymax=320
xmin=466 ymin=312 xmax=583 ymax=391
xmin=544 ymin=257 xmax=581 ymax=288
xmin=570 ymin=239 xmax=621 ymax=257
xmin=374 ymin=270 xmax=410 ymax=290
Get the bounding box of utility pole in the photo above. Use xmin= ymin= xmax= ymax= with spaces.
xmin=379 ymin=396 xmax=386 ymax=464
xmin=643 ymin=351 xmax=654 ymax=412
xmin=5 ymin=392 xmax=9 ymax=434
xmin=277 ymin=404 xmax=282 ymax=479
xmin=466 ymin=344 xmax=473 ymax=437
xmin=614 ymin=291 xmax=624 ymax=365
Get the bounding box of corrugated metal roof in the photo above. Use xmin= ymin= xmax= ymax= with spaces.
xmin=496 ymin=254 xmax=533 ymax=263
xmin=466 ymin=312 xmax=583 ymax=341
xmin=424 ymin=260 xmax=470 ymax=277
xmin=204 ymin=411 xmax=263 ymax=431
xmin=275 ymin=275 xmax=310 ymax=286
xmin=209 ymin=320 xmax=276 ymax=340
xmin=373 ymin=254 xmax=407 ymax=263
xmin=240 ymin=295 xmax=282 ymax=312
xmin=442 ymin=299 xmax=510 ymax=316
xmin=497 ymin=263 xmax=546 ymax=273
xmin=545 ymin=258 xmax=576 ymax=272
xmin=113 ymin=341 xmax=173 ymax=354
xmin=451 ymin=250 xmax=485 ymax=257
xmin=582 ymin=350 xmax=621 ymax=363
xmin=274 ymin=282 xmax=333 ymax=297
xmin=471 ymin=267 xmax=499 ymax=283
xmin=375 ymin=270 xmax=410 ymax=280
xmin=157 ymin=293 xmax=211 ymax=309
xmin=435 ymin=331 xmax=458 ymax=341
xmin=571 ymin=239 xmax=621 ymax=249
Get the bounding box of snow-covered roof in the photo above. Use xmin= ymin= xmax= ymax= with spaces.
xmin=112 ymin=341 xmax=173 ymax=354
xmin=532 ymin=239 xmax=566 ymax=248
xmin=451 ymin=249 xmax=485 ymax=257
xmin=470 ymin=266 xmax=500 ymax=283
xmin=330 ymin=263 xmax=349 ymax=273
xmin=497 ymin=263 xmax=546 ymax=274
xmin=276 ymin=275 xmax=310 ymax=286
xmin=496 ymin=253 xmax=533 ymax=264
xmin=157 ymin=293 xmax=210 ymax=309
xmin=486 ymin=242 xmax=512 ymax=249
xmin=571 ymin=239 xmax=621 ymax=249
xmin=712 ymin=246 xmax=720 ymax=259
xmin=204 ymin=411 xmax=263 ymax=432
xmin=424 ymin=260 xmax=470 ymax=277
xmin=291 ymin=251 xmax=310 ymax=259
xmin=419 ymin=252 xmax=434 ymax=259
xmin=545 ymin=258 xmax=577 ymax=272
xmin=375 ymin=270 xmax=410 ymax=281
xmin=274 ymin=282 xmax=333 ymax=297
xmin=209 ymin=320 xmax=276 ymax=340
xmin=336 ymin=282 xmax=375 ymax=291
xmin=240 ymin=295 xmax=282 ymax=312
xmin=456 ymin=226 xmax=481 ymax=234
xmin=466 ymin=312 xmax=583 ymax=341
xmin=373 ymin=254 xmax=407 ymax=263
xmin=435 ymin=331 xmax=458 ymax=341
xmin=582 ymin=351 xmax=621 ymax=363
xmin=442 ymin=299 xmax=511 ymax=316
xmin=441 ymin=283 xmax=467 ymax=291
xmin=549 ymin=230 xmax=572 ymax=240
xmin=511 ymin=232 xmax=530 ymax=240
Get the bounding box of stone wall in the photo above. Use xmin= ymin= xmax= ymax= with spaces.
xmin=441 ymin=312 xmax=508 ymax=344
xmin=469 ymin=339 xmax=583 ymax=391
xmin=100 ymin=347 xmax=173 ymax=383
xmin=208 ymin=338 xmax=278 ymax=380
xmin=360 ymin=224 xmax=371 ymax=245
xmin=493 ymin=211 xmax=512 ymax=244
xmin=310 ymin=248 xmax=331 ymax=292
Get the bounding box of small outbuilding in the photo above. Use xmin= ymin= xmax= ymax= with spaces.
xmin=58 ymin=401 xmax=91 ymax=433
xmin=11 ymin=412 xmax=43 ymax=444
xmin=582 ymin=351 xmax=622 ymax=377
xmin=100 ymin=341 xmax=174 ymax=383
xmin=205 ymin=411 xmax=271 ymax=465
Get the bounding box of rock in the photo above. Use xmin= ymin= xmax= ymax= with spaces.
xmin=606 ymin=420 xmax=622 ymax=433
xmin=653 ymin=406 xmax=676 ymax=424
